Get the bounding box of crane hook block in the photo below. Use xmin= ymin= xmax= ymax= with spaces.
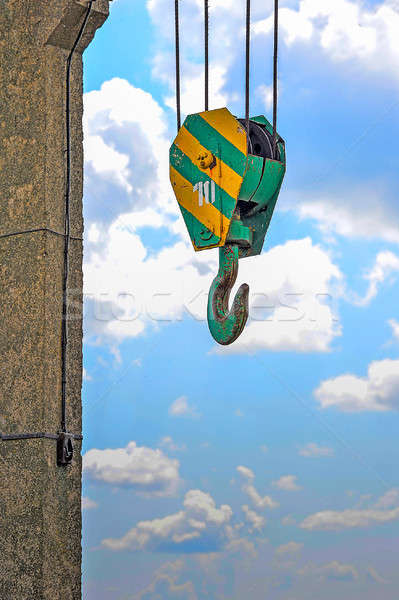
xmin=169 ymin=107 xmax=286 ymax=259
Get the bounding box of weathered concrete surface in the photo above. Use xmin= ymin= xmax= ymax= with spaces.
xmin=0 ymin=2 xmax=110 ymax=598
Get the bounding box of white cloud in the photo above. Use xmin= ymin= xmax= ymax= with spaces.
xmin=169 ymin=396 xmax=199 ymax=418
xmin=214 ymin=237 xmax=342 ymax=355
xmin=86 ymin=218 xmax=343 ymax=352
xmin=307 ymin=0 xmax=376 ymax=60
xmin=82 ymin=496 xmax=98 ymax=510
xmin=148 ymin=0 xmax=242 ymax=120
xmin=272 ymin=475 xmax=301 ymax=492
xmin=242 ymin=505 xmax=265 ymax=532
xmin=138 ymin=574 xmax=196 ymax=600
xmin=82 ymin=86 xmax=342 ymax=354
xmin=148 ymin=0 xmax=399 ymax=127
xmin=299 ymin=442 xmax=334 ymax=458
xmin=83 ymin=78 xmax=175 ymax=227
xmin=300 ymin=488 xmax=399 ymax=530
xmin=254 ymin=0 xmax=399 ymax=74
xmin=299 ymin=560 xmax=359 ymax=581
xmin=315 ymin=357 xmax=399 ymax=412
xmin=237 ymin=465 xmax=279 ymax=509
xmin=353 ymin=251 xmax=399 ymax=306
xmin=165 ymin=65 xmax=229 ymax=119
xmin=367 ymin=565 xmax=389 ymax=584
xmin=82 ymin=441 xmax=180 ymax=496
xmin=256 ymin=83 xmax=273 ymax=110
xmin=102 ymin=489 xmax=233 ymax=552
xmin=291 ymin=194 xmax=399 ymax=246
xmin=254 ymin=6 xmax=314 ymax=46
xmin=146 ymin=0 xmax=399 ymax=280
xmin=82 ymin=367 xmax=92 ymax=381
xmin=84 ymin=10 xmax=399 ymax=354
xmin=373 ymin=488 xmax=399 ymax=509
xmin=275 ymin=541 xmax=303 ymax=555
xmin=83 ymin=219 xmax=213 ymax=344
xmin=81 ymin=81 xmax=343 ymax=355
xmin=160 ymin=436 xmax=187 ymax=452
xmin=82 ymin=78 xmax=200 ymax=345
xmin=224 ymin=537 xmax=258 ymax=560
xmin=135 ymin=560 xmax=197 ymax=600
xmin=389 ymin=319 xmax=399 ymax=341
xmin=237 ymin=465 xmax=255 ymax=480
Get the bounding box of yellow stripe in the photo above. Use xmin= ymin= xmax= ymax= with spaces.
xmin=199 ymin=108 xmax=247 ymax=156
xmin=174 ymin=125 xmax=243 ymax=202
xmin=170 ymin=166 xmax=230 ymax=246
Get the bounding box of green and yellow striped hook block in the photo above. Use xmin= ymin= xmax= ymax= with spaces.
xmin=169 ymin=107 xmax=286 ymax=345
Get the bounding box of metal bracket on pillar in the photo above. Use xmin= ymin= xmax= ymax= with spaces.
xmin=57 ymin=432 xmax=75 ymax=466
xmin=0 ymin=431 xmax=83 ymax=467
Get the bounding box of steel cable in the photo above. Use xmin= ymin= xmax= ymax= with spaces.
xmin=61 ymin=0 xmax=94 ymax=433
xmin=272 ymin=0 xmax=279 ymax=157
xmin=245 ymin=0 xmax=251 ymax=138
xmin=204 ymin=0 xmax=209 ymax=111
xmin=175 ymin=0 xmax=181 ymax=131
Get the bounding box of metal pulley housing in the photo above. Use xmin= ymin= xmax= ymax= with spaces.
xmin=169 ymin=107 xmax=286 ymax=260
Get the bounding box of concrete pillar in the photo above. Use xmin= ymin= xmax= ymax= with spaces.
xmin=0 ymin=2 xmax=110 ymax=598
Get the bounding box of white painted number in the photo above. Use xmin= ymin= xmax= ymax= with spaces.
xmin=193 ymin=182 xmax=203 ymax=206
xmin=193 ymin=180 xmax=215 ymax=207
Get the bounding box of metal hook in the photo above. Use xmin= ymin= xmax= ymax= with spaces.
xmin=207 ymin=244 xmax=249 ymax=345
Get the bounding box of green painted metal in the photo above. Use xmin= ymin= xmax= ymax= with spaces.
xmin=235 ymin=115 xmax=286 ymax=259
xmin=238 ymin=154 xmax=263 ymax=202
xmin=184 ymin=114 xmax=247 ymax=176
xmin=170 ymin=140 xmax=232 ymax=250
xmin=179 ymin=204 xmax=221 ymax=249
xmin=238 ymin=188 xmax=280 ymax=259
xmin=169 ymin=108 xmax=248 ymax=252
xmin=226 ymin=215 xmax=252 ymax=248
xmin=207 ymin=244 xmax=249 ymax=345
xmin=238 ymin=157 xmax=285 ymax=258
xmin=170 ymin=143 xmax=236 ymax=219
xmin=170 ymin=108 xmax=286 ymax=345
xmin=251 ymin=158 xmax=285 ymax=212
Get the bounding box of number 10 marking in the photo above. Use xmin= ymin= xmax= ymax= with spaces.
xmin=193 ymin=180 xmax=216 ymax=207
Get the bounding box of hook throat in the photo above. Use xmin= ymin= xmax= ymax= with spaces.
xmin=207 ymin=245 xmax=249 ymax=345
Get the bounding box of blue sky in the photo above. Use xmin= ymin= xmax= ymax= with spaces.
xmin=81 ymin=1 xmax=399 ymax=598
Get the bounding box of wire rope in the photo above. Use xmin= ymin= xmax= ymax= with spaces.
xmin=61 ymin=0 xmax=94 ymax=433
xmin=245 ymin=0 xmax=251 ymax=138
xmin=204 ymin=0 xmax=209 ymax=111
xmin=272 ymin=0 xmax=279 ymax=157
xmin=175 ymin=0 xmax=181 ymax=131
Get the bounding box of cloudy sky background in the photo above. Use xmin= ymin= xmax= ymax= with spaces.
xmin=81 ymin=1 xmax=399 ymax=598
